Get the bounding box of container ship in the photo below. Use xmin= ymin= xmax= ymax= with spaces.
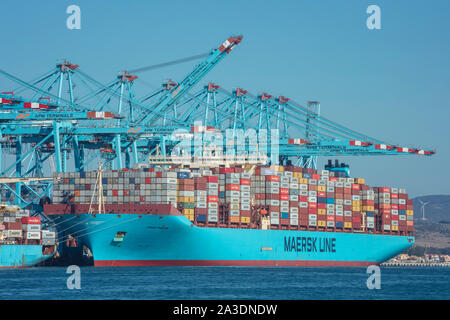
xmin=43 ymin=162 xmax=415 ymax=267
xmin=0 ymin=204 xmax=56 ymax=268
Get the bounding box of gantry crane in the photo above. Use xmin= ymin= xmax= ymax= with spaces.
xmin=0 ymin=34 xmax=435 ymax=212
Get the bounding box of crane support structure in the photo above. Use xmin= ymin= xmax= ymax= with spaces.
xmin=0 ymin=34 xmax=435 ymax=212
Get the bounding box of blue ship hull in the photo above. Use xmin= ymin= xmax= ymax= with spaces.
xmin=0 ymin=245 xmax=52 ymax=268
xmin=53 ymin=212 xmax=415 ymax=267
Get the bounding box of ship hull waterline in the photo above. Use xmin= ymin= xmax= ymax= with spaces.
xmin=0 ymin=245 xmax=53 ymax=268
xmin=49 ymin=212 xmax=415 ymax=267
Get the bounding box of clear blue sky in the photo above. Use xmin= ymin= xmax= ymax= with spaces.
xmin=1 ymin=0 xmax=449 ymax=197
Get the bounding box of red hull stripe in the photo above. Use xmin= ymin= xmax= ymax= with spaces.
xmin=95 ymin=260 xmax=379 ymax=267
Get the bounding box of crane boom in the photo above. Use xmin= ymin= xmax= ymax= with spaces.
xmin=136 ymin=35 xmax=243 ymax=126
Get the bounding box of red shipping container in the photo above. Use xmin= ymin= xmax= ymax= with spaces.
xmin=329 ymin=177 xmax=338 ymax=182
xmin=318 ymin=203 xmax=326 ymax=209
xmin=327 ymin=215 xmax=335 ymax=221
xmin=207 ymin=196 xmax=218 ymax=202
xmin=353 ymin=223 xmax=362 ymax=229
xmin=335 ymin=216 xmax=344 ymax=222
xmin=399 ymin=204 xmax=406 ymax=210
xmin=289 ymin=201 xmax=298 ymax=207
xmin=391 ymin=193 xmax=398 ymax=199
xmin=124 ymin=190 xmax=130 ymax=196
xmin=234 ymin=167 xmax=244 ymax=173
xmin=265 ymin=175 xmax=279 ymax=182
xmin=280 ymin=194 xmax=289 ymax=201
xmin=255 ymin=193 xmax=265 ymax=200
xmin=240 ymin=210 xmax=252 ymax=217
xmin=156 ymin=172 xmax=162 ymax=178
xmin=391 ymin=215 xmax=399 ymax=220
xmin=391 ymin=204 xmax=399 ymax=210
xmin=352 ymin=212 xmax=362 ymax=218
xmin=240 ymin=179 xmax=250 ymax=185
xmin=219 ymin=168 xmax=234 ymax=174
xmin=112 ymin=190 xmax=119 ymax=196
xmin=266 ymin=194 xmax=279 ymax=200
xmin=206 ymin=176 xmax=219 ymax=183
xmin=311 ymin=174 xmax=320 ymax=180
xmin=299 ymin=208 xmax=308 ymax=214
xmin=195 ymin=177 xmax=207 ymax=184
xmin=299 ymin=196 xmax=308 ymax=202
xmin=308 ymin=207 xmax=317 ymax=214
xmin=309 ymin=185 xmax=318 ymax=191
xmin=309 ymin=203 xmax=317 ymax=209
xmin=3 ymin=222 xmax=22 ymax=230
xmin=279 ymin=188 xmax=289 ymax=195
xmin=145 ymin=177 xmax=151 ymax=184
xmin=352 ymin=217 xmax=361 ymax=223
xmin=21 ymin=217 xmax=41 ymax=225
xmin=378 ymin=187 xmax=390 ymax=193
xmin=317 ymin=191 xmax=326 ymax=198
xmin=352 ymin=184 xmax=360 ymax=191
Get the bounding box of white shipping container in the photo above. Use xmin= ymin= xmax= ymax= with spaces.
xmin=7 ymin=230 xmax=22 ymax=238
xmin=23 ymin=224 xmax=41 ymax=232
xmin=270 ymin=212 xmax=280 ymax=218
xmin=25 ymin=231 xmax=41 ymax=240
xmin=230 ymin=210 xmax=240 ymax=216
xmin=208 ymin=215 xmax=218 ymax=222
xmin=299 ymin=202 xmax=308 ymax=208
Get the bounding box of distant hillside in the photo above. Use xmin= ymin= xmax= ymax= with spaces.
xmin=409 ymin=195 xmax=450 ymax=254
xmin=412 ymin=195 xmax=450 ymax=223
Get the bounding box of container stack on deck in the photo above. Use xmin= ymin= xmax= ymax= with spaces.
xmin=51 ymin=164 xmax=414 ymax=235
xmin=0 ymin=205 xmax=56 ymax=245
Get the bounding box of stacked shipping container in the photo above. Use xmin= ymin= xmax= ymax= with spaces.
xmin=52 ymin=165 xmax=414 ymax=236
xmin=0 ymin=205 xmax=56 ymax=245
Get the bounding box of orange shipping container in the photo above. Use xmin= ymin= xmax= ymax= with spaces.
xmin=230 ymin=216 xmax=240 ymax=223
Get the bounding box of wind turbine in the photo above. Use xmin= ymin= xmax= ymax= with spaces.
xmin=418 ymin=199 xmax=430 ymax=221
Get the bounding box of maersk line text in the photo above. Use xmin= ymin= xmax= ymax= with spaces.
xmin=284 ymin=236 xmax=336 ymax=253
